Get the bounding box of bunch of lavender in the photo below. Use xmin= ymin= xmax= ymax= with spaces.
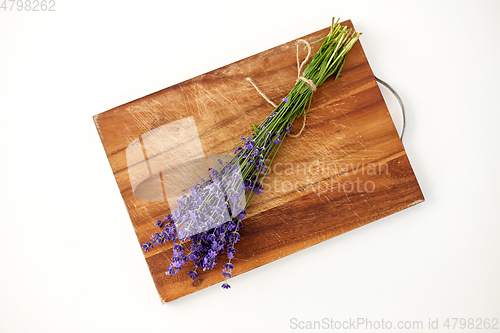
xmin=142 ymin=18 xmax=361 ymax=289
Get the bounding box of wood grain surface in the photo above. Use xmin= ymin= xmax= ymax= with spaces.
xmin=93 ymin=20 xmax=424 ymax=303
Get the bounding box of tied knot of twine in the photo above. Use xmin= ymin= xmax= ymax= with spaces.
xmin=245 ymin=39 xmax=316 ymax=138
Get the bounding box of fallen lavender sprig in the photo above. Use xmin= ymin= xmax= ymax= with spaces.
xmin=142 ymin=18 xmax=361 ymax=289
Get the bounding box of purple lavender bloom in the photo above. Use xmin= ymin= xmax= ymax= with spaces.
xmin=188 ymin=270 xmax=198 ymax=280
xmin=221 ymin=282 xmax=231 ymax=289
xmin=237 ymin=210 xmax=247 ymax=219
xmin=173 ymin=244 xmax=184 ymax=253
xmin=142 ymin=242 xmax=152 ymax=252
xmin=166 ymin=265 xmax=176 ymax=276
xmin=223 ymin=263 xmax=234 ymax=270
xmin=244 ymin=139 xmax=255 ymax=150
xmin=226 ymin=246 xmax=238 ymax=255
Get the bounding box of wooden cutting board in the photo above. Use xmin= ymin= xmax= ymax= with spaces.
xmin=93 ymin=20 xmax=424 ymax=303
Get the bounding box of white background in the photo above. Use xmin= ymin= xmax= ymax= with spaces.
xmin=1 ymin=1 xmax=499 ymax=332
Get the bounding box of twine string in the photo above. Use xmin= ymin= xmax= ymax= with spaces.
xmin=287 ymin=39 xmax=317 ymax=138
xmin=245 ymin=41 xmax=406 ymax=141
xmin=295 ymin=39 xmax=317 ymax=93
xmin=244 ymin=77 xmax=277 ymax=108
